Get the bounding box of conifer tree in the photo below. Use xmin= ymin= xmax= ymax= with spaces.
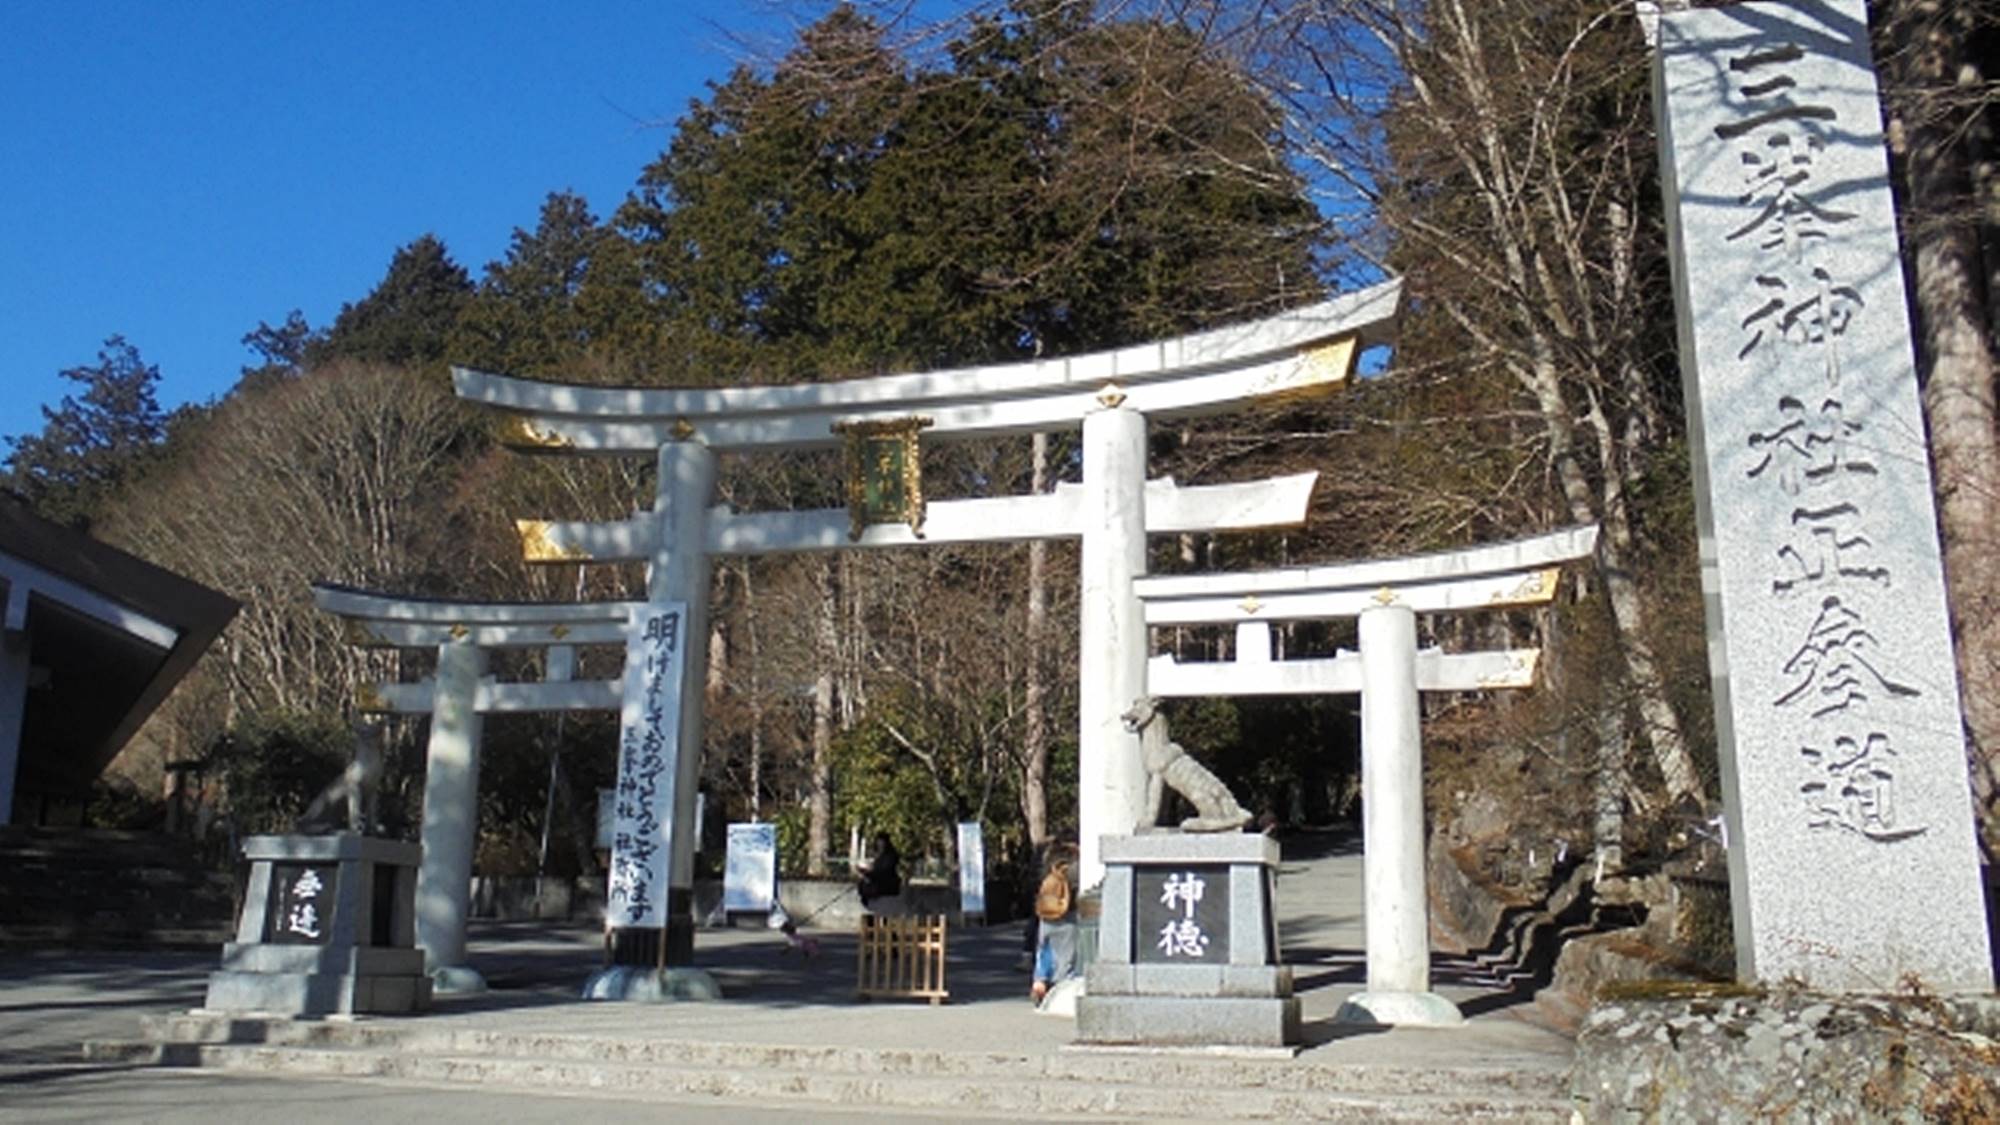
xmin=3 ymin=336 xmax=167 ymax=529
xmin=309 ymin=234 xmax=473 ymax=371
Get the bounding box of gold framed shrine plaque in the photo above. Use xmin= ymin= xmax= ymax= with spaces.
xmin=832 ymin=417 xmax=932 ymax=541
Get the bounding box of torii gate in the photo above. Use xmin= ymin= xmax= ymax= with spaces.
xmin=312 ymin=587 xmax=634 ymax=990
xmin=1132 ymin=524 xmax=1600 ymax=1026
xmin=445 ymin=280 xmax=1402 ymax=978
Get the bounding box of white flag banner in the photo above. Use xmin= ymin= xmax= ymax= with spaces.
xmin=605 ymin=602 xmax=686 ymax=929
xmin=956 ymin=821 xmax=985 ymax=917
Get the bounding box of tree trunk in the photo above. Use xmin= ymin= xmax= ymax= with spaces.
xmin=809 ymin=557 xmax=838 ymax=875
xmin=1881 ymin=0 xmax=2000 ymax=849
xmin=1022 ymin=432 xmax=1052 ymax=850
xmin=741 ymin=560 xmax=766 ymax=822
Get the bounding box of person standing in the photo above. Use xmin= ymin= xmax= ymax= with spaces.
xmin=1030 ymin=844 xmax=1078 ymax=1003
xmin=856 ymin=832 xmax=903 ymax=914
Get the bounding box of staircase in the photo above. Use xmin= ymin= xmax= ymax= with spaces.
xmin=0 ymin=827 xmax=236 ymax=948
xmin=89 ymin=1013 xmax=1574 ymax=1122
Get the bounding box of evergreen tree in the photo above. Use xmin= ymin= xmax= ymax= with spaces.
xmin=309 ymin=234 xmax=473 ymax=370
xmin=237 ymin=309 xmax=318 ymax=393
xmin=457 ymin=191 xmax=666 ymax=380
xmin=3 ymin=336 xmax=167 ymax=529
xmin=618 ymin=1 xmax=1325 ymax=866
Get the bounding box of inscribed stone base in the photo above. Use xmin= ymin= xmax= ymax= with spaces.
xmin=1075 ymin=833 xmax=1295 ymax=1047
xmin=581 ymin=965 xmax=721 ymax=1002
xmin=1077 ymin=994 xmax=1301 ymax=1048
xmin=218 ymin=944 xmax=424 ymax=977
xmin=204 ymin=833 xmax=427 ymax=1017
xmin=1335 ymin=989 xmax=1464 ymax=1027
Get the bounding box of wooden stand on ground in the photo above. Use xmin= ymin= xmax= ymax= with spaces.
xmin=855 ymin=914 xmax=948 ymax=1005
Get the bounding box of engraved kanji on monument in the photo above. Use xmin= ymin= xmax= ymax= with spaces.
xmin=1653 ymin=0 xmax=1992 ymax=991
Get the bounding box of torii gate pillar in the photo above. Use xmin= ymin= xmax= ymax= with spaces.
xmin=1339 ymin=604 xmax=1462 ymax=1026
xmin=647 ymin=442 xmax=716 ymax=964
xmin=1079 ymin=401 xmax=1151 ymax=888
xmin=416 ymin=637 xmax=487 ymax=992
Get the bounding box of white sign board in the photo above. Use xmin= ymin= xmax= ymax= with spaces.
xmin=1654 ymin=0 xmax=1992 ymax=990
xmin=605 ymin=602 xmax=687 ymax=930
xmin=956 ymin=821 xmax=986 ymax=917
xmin=723 ymin=823 xmax=778 ymax=913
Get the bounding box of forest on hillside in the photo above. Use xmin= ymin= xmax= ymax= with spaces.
xmin=6 ymin=0 xmax=1995 ymax=928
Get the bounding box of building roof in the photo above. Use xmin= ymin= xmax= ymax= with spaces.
xmin=1 ymin=495 xmax=238 ymax=798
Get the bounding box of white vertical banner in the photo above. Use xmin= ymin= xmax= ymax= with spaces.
xmin=956 ymin=821 xmax=986 ymax=917
xmin=606 ymin=601 xmax=686 ymax=930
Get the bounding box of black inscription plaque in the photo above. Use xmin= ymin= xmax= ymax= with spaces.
xmin=1134 ymin=863 xmax=1229 ymax=964
xmin=264 ymin=862 xmax=336 ymax=945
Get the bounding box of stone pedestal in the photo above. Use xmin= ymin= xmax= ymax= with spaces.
xmin=203 ymin=833 xmax=430 ymax=1017
xmin=1076 ymin=833 xmax=1298 ymax=1049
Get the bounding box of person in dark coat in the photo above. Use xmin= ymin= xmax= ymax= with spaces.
xmin=856 ymin=833 xmax=902 ymax=912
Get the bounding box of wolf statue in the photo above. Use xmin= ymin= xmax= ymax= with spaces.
xmin=1121 ymin=696 xmax=1253 ymax=833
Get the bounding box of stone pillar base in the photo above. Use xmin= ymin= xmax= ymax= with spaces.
xmin=428 ymin=965 xmax=488 ymax=994
xmin=1079 ymin=994 xmax=1299 ymax=1047
xmin=582 ymin=965 xmax=721 ymax=1002
xmin=204 ymin=945 xmax=433 ymax=1016
xmin=1336 ymin=989 xmax=1464 ymax=1027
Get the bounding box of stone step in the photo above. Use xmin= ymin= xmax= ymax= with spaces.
xmin=88 ymin=1039 xmax=1572 ymax=1122
xmin=0 ymin=923 xmax=233 ymax=949
xmin=0 ymin=828 xmax=238 ymax=949
xmin=0 ymin=827 xmax=214 ymax=862
xmin=125 ymin=1013 xmax=1571 ymax=1100
xmin=0 ymin=854 xmax=230 ymax=876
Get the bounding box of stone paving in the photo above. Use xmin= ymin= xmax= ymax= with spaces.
xmin=0 ymin=830 xmax=1576 ymax=1121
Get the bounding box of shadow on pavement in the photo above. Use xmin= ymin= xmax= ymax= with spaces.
xmin=457 ymin=918 xmax=1038 ymax=1012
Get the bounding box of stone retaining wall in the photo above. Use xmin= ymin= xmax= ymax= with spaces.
xmin=1570 ymin=989 xmax=2000 ymax=1122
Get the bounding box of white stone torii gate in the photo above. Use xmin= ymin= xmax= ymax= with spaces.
xmin=312 ymin=586 xmax=634 ymax=989
xmin=446 ymin=280 xmax=1403 ymax=971
xmin=1133 ymin=524 xmax=1600 ymax=1026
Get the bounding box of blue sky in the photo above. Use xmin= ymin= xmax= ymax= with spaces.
xmin=0 ymin=2 xmax=817 ymax=443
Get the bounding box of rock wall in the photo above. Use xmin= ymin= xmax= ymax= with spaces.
xmin=1570 ymin=991 xmax=2000 ymax=1122
xmin=1426 ymin=790 xmax=1545 ymax=953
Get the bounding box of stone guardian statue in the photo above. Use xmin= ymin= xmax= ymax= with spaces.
xmin=1121 ymin=696 xmax=1252 ymax=833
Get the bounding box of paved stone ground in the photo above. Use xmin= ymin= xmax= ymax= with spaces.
xmin=0 ymin=829 xmax=1574 ymax=1122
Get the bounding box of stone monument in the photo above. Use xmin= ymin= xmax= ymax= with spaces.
xmin=1077 ymin=832 xmax=1297 ymax=1049
xmin=1653 ymin=0 xmax=1992 ymax=992
xmin=202 ymin=833 xmax=430 ymax=1016
xmin=1077 ymin=700 xmax=1296 ymax=1048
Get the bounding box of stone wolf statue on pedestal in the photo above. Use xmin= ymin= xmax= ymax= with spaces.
xmin=1122 ymin=696 xmax=1252 ymax=833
